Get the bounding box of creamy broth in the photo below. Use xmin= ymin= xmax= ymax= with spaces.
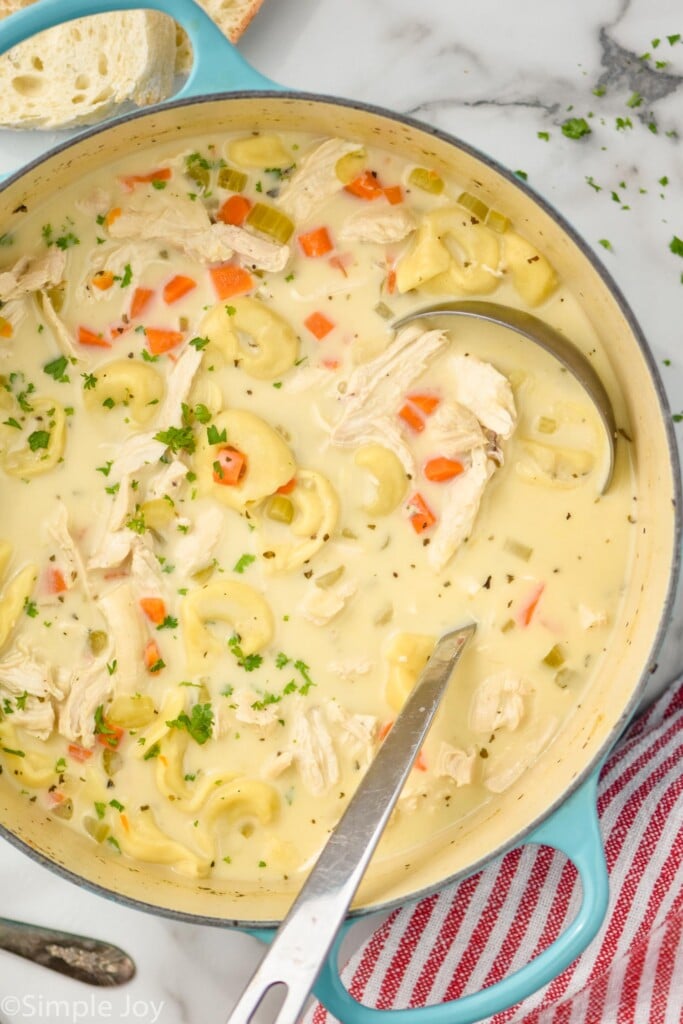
xmin=0 ymin=131 xmax=634 ymax=887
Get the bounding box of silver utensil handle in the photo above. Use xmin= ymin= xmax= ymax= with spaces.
xmin=0 ymin=918 xmax=136 ymax=986
xmin=225 ymin=624 xmax=475 ymax=1024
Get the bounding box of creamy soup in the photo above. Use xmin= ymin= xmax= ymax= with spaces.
xmin=0 ymin=131 xmax=634 ymax=887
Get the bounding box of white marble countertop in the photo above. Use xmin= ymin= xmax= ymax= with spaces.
xmin=0 ymin=0 xmax=681 ymax=1021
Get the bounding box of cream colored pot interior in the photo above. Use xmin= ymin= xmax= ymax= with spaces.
xmin=0 ymin=96 xmax=678 ymax=925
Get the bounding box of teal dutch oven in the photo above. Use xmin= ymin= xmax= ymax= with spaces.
xmin=0 ymin=2 xmax=680 ymax=1021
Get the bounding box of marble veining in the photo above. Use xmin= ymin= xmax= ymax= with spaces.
xmin=0 ymin=0 xmax=681 ymax=1020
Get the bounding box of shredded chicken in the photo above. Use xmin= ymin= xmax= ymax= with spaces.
xmin=262 ymin=749 xmax=295 ymax=779
xmin=0 ymin=249 xmax=66 ymax=302
xmin=97 ymin=583 xmax=146 ymax=695
xmin=290 ymin=705 xmax=339 ymax=795
xmin=300 ymin=580 xmax=357 ymax=626
xmin=58 ymin=654 xmax=113 ymax=746
xmin=427 ymin=447 xmax=495 ymax=571
xmin=484 ymin=718 xmax=558 ymax=794
xmin=325 ymin=701 xmax=376 ymax=766
xmin=157 ymin=343 xmax=203 ymax=426
xmin=171 ymin=505 xmax=223 ymax=576
xmin=130 ymin=538 xmax=166 ymax=600
xmin=331 ymin=326 xmax=448 ymax=473
xmin=0 ymin=645 xmax=65 ymax=739
xmin=234 ymin=689 xmax=282 ymax=730
xmin=44 ymin=499 xmax=89 ymax=595
xmin=75 ymin=188 xmax=111 ymax=217
xmin=435 ymin=742 xmax=477 ymax=786
xmin=279 ymin=138 xmax=362 ymax=222
xmin=469 ymin=670 xmax=528 ymax=734
xmin=579 ymin=604 xmax=608 ymax=630
xmin=146 ymin=460 xmax=188 ymax=501
xmin=422 ymin=401 xmax=486 ymax=458
xmin=108 ymin=190 xmax=288 ymax=270
xmin=449 ymin=354 xmax=516 ymax=438
xmin=36 ymin=289 xmax=79 ymax=359
xmin=327 ymin=656 xmax=374 ymax=681
xmin=88 ymin=475 xmax=135 ymax=570
xmin=340 ymin=206 xmax=417 ymax=244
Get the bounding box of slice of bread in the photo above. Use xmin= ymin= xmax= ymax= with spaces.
xmin=0 ymin=4 xmax=177 ymax=129
xmin=174 ymin=0 xmax=266 ymax=74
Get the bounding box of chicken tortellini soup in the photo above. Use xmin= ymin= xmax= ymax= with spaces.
xmin=0 ymin=131 xmax=634 ymax=885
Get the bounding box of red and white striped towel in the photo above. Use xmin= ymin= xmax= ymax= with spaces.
xmin=309 ymin=682 xmax=683 ymax=1024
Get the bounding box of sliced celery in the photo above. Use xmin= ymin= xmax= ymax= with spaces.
xmin=246 ymin=203 xmax=295 ymax=244
xmin=335 ymin=149 xmax=367 ymax=184
xmin=46 ymin=283 xmax=66 ymax=313
xmin=486 ymin=209 xmax=511 ymax=234
xmin=408 ymin=167 xmax=444 ymax=194
xmin=267 ymin=495 xmax=294 ymax=523
xmin=186 ymin=163 xmax=209 ymax=189
xmin=374 ymin=301 xmax=394 ymax=320
xmin=218 ymin=166 xmax=248 ymax=193
xmin=51 ymin=798 xmax=74 ymax=820
xmin=141 ymin=498 xmax=175 ymax=531
xmin=543 ymin=644 xmax=566 ymax=669
xmin=84 ymin=816 xmax=110 ymax=843
xmin=102 ymin=748 xmax=122 ymax=777
xmin=537 ymin=416 xmax=557 ymax=434
xmin=108 ymin=694 xmax=155 ymax=728
xmin=504 ymin=538 xmax=533 ymax=561
xmin=88 ymin=630 xmax=108 ymax=656
xmin=457 ymin=191 xmax=489 ymax=221
xmin=315 ymin=566 xmax=344 ymax=589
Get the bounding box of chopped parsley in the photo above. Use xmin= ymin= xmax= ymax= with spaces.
xmin=24 ymin=597 xmax=38 ymax=618
xmin=514 ymin=169 xmax=528 ymax=181
xmin=207 ymin=424 xmax=227 ymax=445
xmin=233 ymin=553 xmax=256 ymax=574
xmin=143 ymin=742 xmax=161 ymax=760
xmin=117 ymin=263 xmax=133 ymax=288
xmin=81 ymin=372 xmax=98 ymax=390
xmin=189 ymin=335 xmax=210 ymax=350
xmin=94 ymin=705 xmax=120 ymax=748
xmin=166 ymin=702 xmax=214 ymax=745
xmin=96 ymin=461 xmax=113 ymax=477
xmin=125 ymin=509 xmax=147 ymax=534
xmin=561 ymin=117 xmax=591 ymax=139
xmin=154 ymin=425 xmax=196 ymax=454
xmin=537 ymin=131 xmax=550 ymax=141
xmin=43 ymin=355 xmax=69 ymax=383
xmin=275 ymin=652 xmax=290 ymax=669
xmin=27 ymin=430 xmax=50 ymax=451
xmin=626 ymin=92 xmax=643 ymax=108
xmin=94 ymin=801 xmax=106 ymax=819
xmin=228 ymin=634 xmax=262 ymax=672
xmin=109 ymin=798 xmax=125 ymax=812
xmin=193 ymin=403 xmax=211 ymax=424
xmin=670 ymin=236 xmax=683 ymax=258
xmin=156 ymin=615 xmax=178 ymax=631
xmin=598 ymin=239 xmax=613 ymax=251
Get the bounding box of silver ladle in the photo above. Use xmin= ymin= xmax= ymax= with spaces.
xmin=0 ymin=918 xmax=136 ymax=985
xmin=225 ymin=623 xmax=475 ymax=1024
xmin=393 ymin=300 xmax=618 ymax=493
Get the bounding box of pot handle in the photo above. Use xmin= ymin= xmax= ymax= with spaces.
xmin=298 ymin=769 xmax=607 ymax=1024
xmin=0 ymin=0 xmax=280 ymax=178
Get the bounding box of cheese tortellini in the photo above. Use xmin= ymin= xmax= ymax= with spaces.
xmin=83 ymin=359 xmax=164 ymax=424
xmin=354 ymin=444 xmax=408 ymax=516
xmin=181 ymin=579 xmax=274 ymax=670
xmin=397 ymin=207 xmax=500 ymax=295
xmin=254 ymin=469 xmax=339 ymax=572
xmin=201 ymin=297 xmax=299 ymax=380
xmin=385 ymin=633 xmax=436 ymax=711
xmin=1 ymin=398 xmax=66 ymax=478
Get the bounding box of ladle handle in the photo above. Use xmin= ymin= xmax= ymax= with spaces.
xmin=226 ymin=626 xmax=475 ymax=1024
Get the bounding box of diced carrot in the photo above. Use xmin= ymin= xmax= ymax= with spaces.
xmin=47 ymin=790 xmax=65 ymax=807
xmin=139 ymin=597 xmax=166 ymax=625
xmin=130 ymin=287 xmax=154 ymax=319
xmin=321 ymin=358 xmax=340 ymax=370
xmin=277 ymin=477 xmax=296 ymax=495
xmin=46 ymin=567 xmax=68 ymax=594
xmin=120 ymin=813 xmax=130 ymax=833
xmin=163 ymin=275 xmax=196 ymax=305
xmin=78 ymin=326 xmax=111 ymax=348
xmin=91 ymin=270 xmax=115 ymax=291
xmin=408 ymin=493 xmax=436 ymax=534
xmin=0 ymin=318 xmax=13 ymax=339
xmin=68 ymin=743 xmax=92 ymax=762
xmin=378 ymin=720 xmax=394 ymax=742
xmin=298 ymin=226 xmax=333 ymax=258
xmin=104 ymin=207 xmax=121 ymax=228
xmin=97 ymin=722 xmax=124 ymax=750
xmin=146 ymin=328 xmax=184 ymax=356
xmin=408 ymin=393 xmax=440 ymax=415
xmin=210 ymin=264 xmax=254 ymax=299
xmin=120 ymin=167 xmax=172 ymax=190
xmin=344 ymin=171 xmax=383 ymax=200
xmin=517 ymin=582 xmax=545 ymax=627
xmin=217 ymin=194 xmax=253 ymax=226
xmin=383 ymin=185 xmax=404 ymax=205
xmin=304 ymin=310 xmax=335 ymax=340
xmin=424 ymin=457 xmax=465 ymax=482
xmin=385 ymin=267 xmax=397 ymax=294
xmin=213 ymin=446 xmax=247 ymax=486
xmin=414 ymin=750 xmax=428 ymax=771
xmin=144 ymin=639 xmax=164 ymax=673
xmin=398 ymin=403 xmax=426 ymax=433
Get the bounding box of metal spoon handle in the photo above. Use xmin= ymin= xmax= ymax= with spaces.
xmin=0 ymin=918 xmax=136 ymax=986
xmin=225 ymin=624 xmax=475 ymax=1024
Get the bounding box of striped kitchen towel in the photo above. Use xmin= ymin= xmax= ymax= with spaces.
xmin=309 ymin=681 xmax=683 ymax=1024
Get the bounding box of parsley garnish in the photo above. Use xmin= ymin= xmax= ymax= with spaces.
xmin=143 ymin=742 xmax=161 ymax=760
xmin=94 ymin=801 xmax=106 ymax=819
xmin=228 ymin=634 xmax=262 ymax=672
xmin=207 ymin=424 xmax=227 ymax=445
xmin=166 ymin=703 xmax=214 ymax=745
xmin=156 ymin=615 xmax=178 ymax=631
xmin=81 ymin=372 xmax=98 ymax=390
xmin=94 ymin=705 xmax=120 ymax=748
xmin=189 ymin=335 xmax=210 ymax=350
xmin=96 ymin=461 xmax=113 ymax=477
xmin=275 ymin=653 xmax=290 ymax=669
xmin=118 ymin=263 xmax=133 ymax=288
xmin=43 ymin=355 xmax=69 ymax=383
xmin=561 ymin=117 xmax=591 ymax=139
xmin=670 ymin=236 xmax=683 ymax=258
xmin=125 ymin=509 xmax=146 ymax=534
xmin=27 ymin=430 xmax=50 ymax=451
xmin=233 ymin=553 xmax=256 ymax=574
xmin=154 ymin=425 xmax=196 ymax=454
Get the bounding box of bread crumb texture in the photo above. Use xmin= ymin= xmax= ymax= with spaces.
xmin=0 ymin=0 xmax=265 ymax=130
